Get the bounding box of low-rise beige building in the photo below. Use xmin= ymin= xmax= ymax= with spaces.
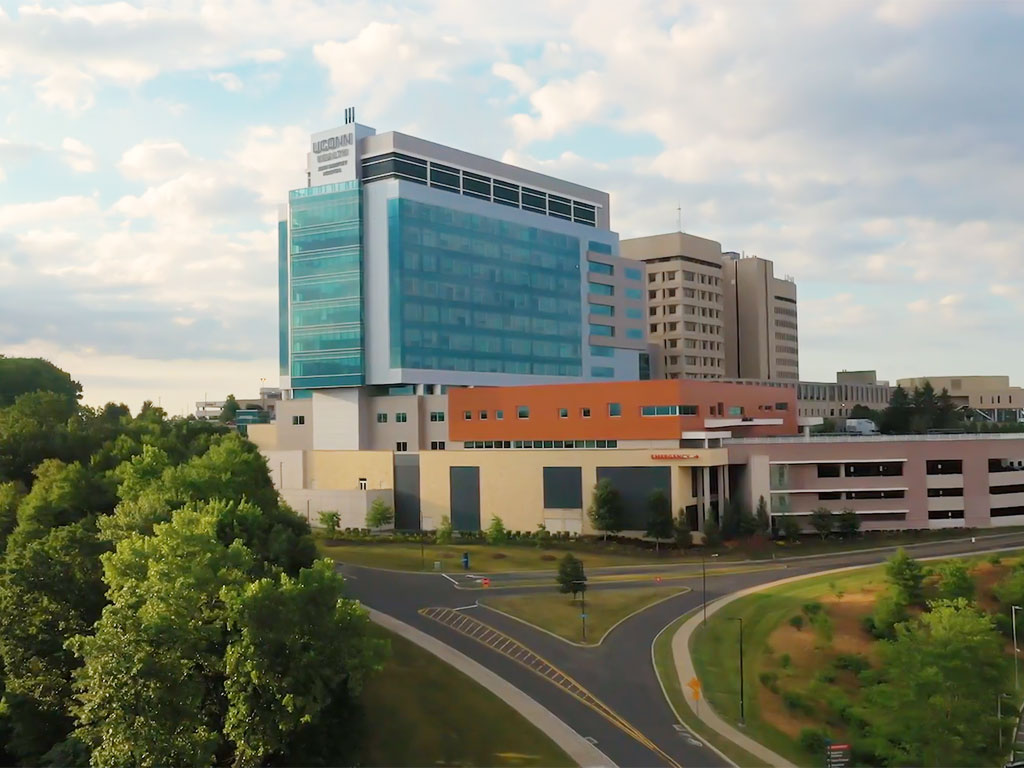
xmin=897 ymin=375 xmax=1023 ymax=423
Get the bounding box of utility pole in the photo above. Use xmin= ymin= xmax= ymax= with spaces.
xmin=1014 ymin=605 xmax=1022 ymax=692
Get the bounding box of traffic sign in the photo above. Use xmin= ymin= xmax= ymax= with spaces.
xmin=826 ymin=743 xmax=851 ymax=768
xmin=686 ymin=676 xmax=702 ymax=701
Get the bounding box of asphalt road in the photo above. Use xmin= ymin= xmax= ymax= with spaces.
xmin=341 ymin=531 xmax=1024 ymax=768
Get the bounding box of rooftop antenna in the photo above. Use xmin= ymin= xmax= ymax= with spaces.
xmin=676 ymin=201 xmax=682 ymax=233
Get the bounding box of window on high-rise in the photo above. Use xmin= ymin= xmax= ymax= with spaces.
xmin=559 ymin=408 xmax=569 ymax=418
xmin=517 ymin=405 xmax=530 ymax=419
xmin=589 ymin=282 xmax=614 ymax=296
xmin=608 ymin=402 xmax=622 ymax=417
xmin=376 ymin=413 xmax=388 ymax=423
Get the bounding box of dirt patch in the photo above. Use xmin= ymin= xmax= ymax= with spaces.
xmin=491 ymin=552 xmax=508 ymax=560
xmin=322 ymin=539 xmax=343 ymax=548
xmin=540 ymin=554 xmax=557 ymax=561
xmin=971 ymin=562 xmax=1010 ymax=613
xmin=821 ymin=593 xmax=880 ymax=659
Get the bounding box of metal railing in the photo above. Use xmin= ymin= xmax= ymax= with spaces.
xmin=726 ymin=433 xmax=1024 ymax=445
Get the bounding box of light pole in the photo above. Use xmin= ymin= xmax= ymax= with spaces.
xmin=702 ymin=552 xmax=719 ymax=626
xmin=1000 ymin=692 xmax=1013 ymax=752
xmin=728 ymin=616 xmax=745 ymax=725
xmin=572 ymin=580 xmax=588 ymax=641
xmin=1014 ymin=605 xmax=1023 ymax=692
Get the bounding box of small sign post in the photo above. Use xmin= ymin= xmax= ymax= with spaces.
xmin=826 ymin=742 xmax=851 ymax=768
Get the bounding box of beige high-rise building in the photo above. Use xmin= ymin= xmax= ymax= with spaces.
xmin=722 ymin=252 xmax=799 ymax=381
xmin=619 ymin=232 xmax=726 ymax=379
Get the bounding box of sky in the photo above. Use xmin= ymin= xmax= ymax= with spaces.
xmin=1 ymin=0 xmax=1023 ymax=414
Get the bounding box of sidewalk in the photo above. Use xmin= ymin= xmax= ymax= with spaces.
xmin=368 ymin=609 xmax=613 ymax=768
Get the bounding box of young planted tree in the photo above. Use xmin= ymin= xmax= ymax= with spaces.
xmin=365 ymin=498 xmax=395 ymax=530
xmin=836 ymin=508 xmax=861 ymax=537
xmin=485 ymin=515 xmax=508 ymax=545
xmin=779 ymin=514 xmax=802 ymax=542
xmin=755 ymin=495 xmax=770 ymax=535
xmin=318 ymin=511 xmax=340 ymax=539
xmin=673 ymin=511 xmax=693 ymax=549
xmin=936 ymin=560 xmax=975 ymax=601
xmin=587 ymin=479 xmax=625 ymax=540
xmin=809 ymin=507 xmax=834 ymax=540
xmin=436 ymin=515 xmax=453 ymax=545
xmin=702 ymin=517 xmax=723 ymax=548
xmin=645 ymin=489 xmax=673 ymax=551
xmin=720 ymin=497 xmax=740 ymax=540
xmin=885 ymin=548 xmax=925 ymax=605
xmin=556 ymin=554 xmax=587 ymax=600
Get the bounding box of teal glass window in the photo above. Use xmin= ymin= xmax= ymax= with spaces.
xmin=608 ymin=402 xmax=622 ymax=416
xmin=639 ymin=352 xmax=651 ymax=380
xmin=592 ymin=366 xmax=614 ymax=378
xmin=464 ymin=410 xmax=472 ymax=420
xmin=559 ymin=408 xmax=569 ymax=418
xmin=625 ymin=267 xmax=642 ymax=281
xmin=625 ymin=308 xmax=642 ymax=319
xmin=625 ymin=288 xmax=643 ymax=300
xmin=479 ymin=410 xmax=488 ymax=420
xmin=377 ymin=413 xmax=388 ymax=423
xmin=626 ymin=328 xmax=643 ymax=339
xmin=581 ymin=408 xmax=590 ymax=417
xmin=388 ymin=198 xmax=582 ymax=377
xmin=590 ymin=324 xmax=614 ymax=337
xmin=589 ymin=303 xmax=614 ymax=316
xmin=496 ymin=410 xmax=504 ymax=420
xmin=288 ymin=182 xmax=364 ymax=388
xmin=396 ymin=412 xmax=407 ymax=423
xmin=588 ymin=282 xmax=614 ymax=296
xmin=728 ymin=406 xmax=744 ymax=416
xmin=588 ymin=260 xmax=614 ymax=276
xmin=590 ymin=346 xmax=614 ymax=357
xmin=588 ymin=241 xmax=613 ymax=255
xmin=517 ymin=406 xmax=530 ymax=419
xmin=430 ymin=411 xmax=445 ymax=422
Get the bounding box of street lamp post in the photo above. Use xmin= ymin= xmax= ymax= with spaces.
xmin=1014 ymin=605 xmax=1023 ymax=692
xmin=999 ymin=692 xmax=1013 ymax=752
xmin=572 ymin=580 xmax=588 ymax=641
xmin=701 ymin=552 xmax=719 ymax=626
xmin=728 ymin=617 xmax=745 ymax=725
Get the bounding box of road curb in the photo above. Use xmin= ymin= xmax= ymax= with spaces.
xmin=367 ymin=608 xmax=615 ymax=768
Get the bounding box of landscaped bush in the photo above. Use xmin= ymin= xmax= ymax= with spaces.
xmin=759 ymin=671 xmax=779 ymax=692
xmin=780 ymin=652 xmax=792 ymax=669
xmin=810 ymin=611 xmax=834 ymax=645
xmin=815 ymin=668 xmax=836 ymax=684
xmin=802 ymin=601 xmax=823 ymax=617
xmin=782 ymin=689 xmax=814 ymax=715
xmin=834 ymin=653 xmax=871 ymax=673
xmin=789 ymin=615 xmax=804 ymax=631
xmin=867 ymin=592 xmax=909 ymax=639
xmin=798 ymin=728 xmax=830 ymax=754
xmin=989 ymin=554 xmax=1003 ymax=565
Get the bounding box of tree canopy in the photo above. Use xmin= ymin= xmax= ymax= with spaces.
xmin=587 ymin=479 xmax=625 ymax=539
xmin=0 ymin=357 xmax=82 ymax=408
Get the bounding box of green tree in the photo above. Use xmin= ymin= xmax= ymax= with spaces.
xmin=885 ymin=548 xmax=925 ymax=604
xmin=867 ymin=591 xmax=909 ymax=639
xmin=809 ymin=507 xmax=834 ymax=539
xmin=0 ymin=481 xmax=23 ymax=551
xmin=936 ymin=560 xmax=975 ymax=601
xmin=0 ymin=357 xmax=82 ymax=408
xmin=645 ymin=489 xmax=673 ymax=551
xmin=436 ymin=515 xmax=453 ymax=544
xmin=720 ymin=497 xmax=741 ymax=540
xmin=755 ymin=495 xmax=770 ymax=535
xmin=779 ymin=514 xmax=801 ymax=542
xmin=880 ymin=385 xmax=912 ymax=434
xmin=865 ymin=599 xmax=1008 ymax=767
xmin=556 ymin=554 xmax=586 ymax=600
xmin=366 ymin=498 xmax=395 ymax=529
xmin=936 ymin=387 xmax=960 ymax=429
xmin=994 ymin=568 xmax=1024 ymax=608
xmin=587 ymin=479 xmax=624 ymax=540
xmin=836 ymin=508 xmax=860 ymax=536
xmin=702 ymin=517 xmax=723 ymax=548
xmin=673 ymin=512 xmax=692 ymax=549
xmin=219 ymin=394 xmax=240 ymax=423
xmin=0 ymin=391 xmax=80 ymax=485
xmin=222 ymin=559 xmax=386 ymax=766
xmin=319 ymin=511 xmax=340 ymax=538
xmin=485 ymin=515 xmax=508 ymax=545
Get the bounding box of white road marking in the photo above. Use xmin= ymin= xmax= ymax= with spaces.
xmin=441 ymin=573 xmax=459 ymax=585
xmin=453 ymin=604 xmax=479 ymax=611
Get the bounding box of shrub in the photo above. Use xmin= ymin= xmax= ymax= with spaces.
xmin=799 ymin=728 xmax=830 ymax=755
xmin=989 ymin=554 xmax=1003 ymax=566
xmin=759 ymin=671 xmax=780 ymax=693
xmin=816 ymin=669 xmax=836 ymax=684
xmin=834 ymin=653 xmax=871 ymax=673
xmin=860 ymin=614 xmax=876 ymax=636
xmin=810 ymin=612 xmax=834 ymax=646
xmin=780 ymin=653 xmax=792 ymax=669
xmin=869 ymin=591 xmax=909 ymax=639
xmin=485 ymin=515 xmax=508 ymax=545
xmin=436 ymin=515 xmax=453 ymax=545
xmin=782 ymin=689 xmax=814 ymax=715
xmin=789 ymin=615 xmax=805 ymax=631
xmin=802 ymin=601 xmax=823 ymax=617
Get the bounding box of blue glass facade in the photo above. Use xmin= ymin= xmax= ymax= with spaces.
xmin=277 ymin=218 xmax=288 ymax=377
xmin=288 ymin=182 xmax=364 ymax=388
xmin=387 ymin=198 xmax=583 ymax=376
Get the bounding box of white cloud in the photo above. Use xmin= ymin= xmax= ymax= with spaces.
xmin=61 ymin=137 xmax=96 ymax=172
xmin=907 ymin=299 xmax=930 ymax=313
xmin=209 ymin=72 xmax=243 ymax=92
xmin=34 ymin=68 xmax=96 ymax=113
xmin=492 ymin=61 xmax=535 ymax=95
xmin=118 ymin=140 xmax=193 ymax=182
xmin=510 ymin=70 xmax=606 ymax=144
xmin=0 ymin=196 xmax=100 ymax=229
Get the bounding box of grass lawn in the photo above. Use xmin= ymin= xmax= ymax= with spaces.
xmin=481 ymin=585 xmax=688 ymax=643
xmin=359 ymin=629 xmax=575 ymax=767
xmin=318 ymin=539 xmax=672 ymax=572
xmin=689 ymin=551 xmax=1024 ymax=767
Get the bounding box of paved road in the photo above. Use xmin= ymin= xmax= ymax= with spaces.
xmin=342 ymin=532 xmax=1024 ymax=768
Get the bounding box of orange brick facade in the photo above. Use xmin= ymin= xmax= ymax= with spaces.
xmin=448 ymin=380 xmax=798 ymax=441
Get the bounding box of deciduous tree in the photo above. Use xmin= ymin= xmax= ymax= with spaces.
xmin=809 ymin=508 xmax=834 ymax=540
xmin=556 ymin=554 xmax=586 ymax=599
xmin=587 ymin=479 xmax=624 ymax=540
xmin=366 ymin=498 xmax=395 ymax=529
xmin=645 ymin=489 xmax=673 ymax=551
xmin=885 ymin=548 xmax=925 ymax=605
